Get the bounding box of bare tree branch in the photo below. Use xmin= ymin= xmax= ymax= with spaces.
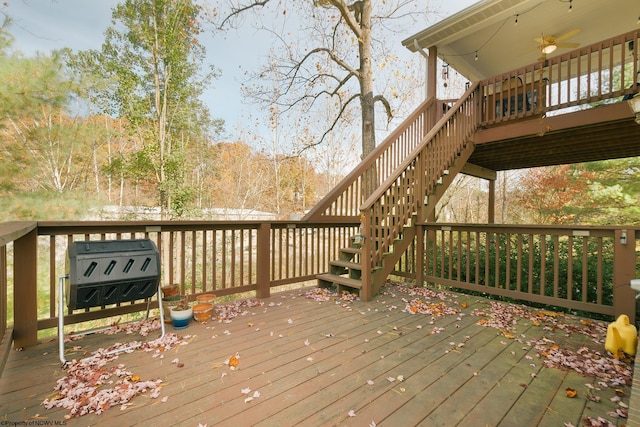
xmin=298 ymin=92 xmax=360 ymax=155
xmin=219 ymin=0 xmax=271 ymax=29
xmin=373 ymin=94 xmax=393 ymax=124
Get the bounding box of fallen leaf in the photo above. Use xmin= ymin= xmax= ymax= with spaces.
xmin=565 ymin=388 xmax=578 ymax=398
xmin=228 ymin=354 xmax=240 ymax=368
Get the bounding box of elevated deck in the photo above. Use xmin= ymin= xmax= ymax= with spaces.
xmin=0 ymin=285 xmax=632 ymax=426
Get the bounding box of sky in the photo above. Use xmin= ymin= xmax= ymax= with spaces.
xmin=3 ymin=0 xmax=477 ymax=138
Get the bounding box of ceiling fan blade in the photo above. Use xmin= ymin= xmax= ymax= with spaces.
xmin=556 ymin=42 xmax=580 ymax=48
xmin=556 ymin=28 xmax=580 ymax=43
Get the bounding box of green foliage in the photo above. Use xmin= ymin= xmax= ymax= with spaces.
xmin=581 ymin=158 xmax=640 ymax=225
xmin=0 ymin=49 xmax=108 ymax=194
xmin=516 ymin=160 xmax=640 ymax=225
xmin=71 ymin=0 xmax=220 ymax=218
xmin=430 ymin=232 xmax=614 ymax=310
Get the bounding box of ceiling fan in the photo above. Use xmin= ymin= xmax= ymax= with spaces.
xmin=535 ymin=28 xmax=580 ymax=58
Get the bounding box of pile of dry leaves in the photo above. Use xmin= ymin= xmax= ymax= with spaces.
xmin=214 ymin=299 xmax=264 ymax=322
xmin=43 ymin=332 xmax=186 ymax=418
xmin=304 ymin=288 xmax=359 ymax=304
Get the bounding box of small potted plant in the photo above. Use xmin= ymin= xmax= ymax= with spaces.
xmin=169 ymin=299 xmax=193 ymax=330
xmin=161 ymin=283 xmax=180 ymax=298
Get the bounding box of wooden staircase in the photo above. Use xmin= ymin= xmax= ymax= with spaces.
xmin=317 ymin=241 xmax=364 ymax=294
xmin=318 ymin=140 xmax=476 ymax=297
xmin=308 ymin=83 xmax=482 ymax=300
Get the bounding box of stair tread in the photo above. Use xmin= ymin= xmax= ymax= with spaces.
xmin=317 ymin=273 xmax=363 ymax=289
xmin=330 ymin=259 xmax=361 ymax=269
xmin=341 ymin=247 xmax=361 ymax=254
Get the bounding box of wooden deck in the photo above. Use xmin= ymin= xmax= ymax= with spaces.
xmin=0 ymin=283 xmax=633 ymax=426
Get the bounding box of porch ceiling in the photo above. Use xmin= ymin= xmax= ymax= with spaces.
xmin=468 ymin=102 xmax=640 ymax=171
xmin=403 ymin=0 xmax=640 ymax=81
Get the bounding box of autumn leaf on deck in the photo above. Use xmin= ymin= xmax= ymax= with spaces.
xmin=229 ymin=356 xmax=240 ymax=368
xmin=228 ymin=353 xmax=240 ymax=368
xmin=565 ymin=387 xmax=578 ymax=398
xmin=501 ymin=330 xmax=515 ymax=339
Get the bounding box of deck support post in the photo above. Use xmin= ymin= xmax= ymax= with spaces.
xmin=488 ymin=179 xmax=495 ymax=224
xmin=613 ymin=229 xmax=636 ymax=325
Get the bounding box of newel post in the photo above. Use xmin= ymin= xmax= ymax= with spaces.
xmin=360 ymin=213 xmax=372 ymax=302
xmin=416 ymin=224 xmax=425 ymax=286
xmin=255 ymin=222 xmax=271 ymax=299
xmin=613 ymin=229 xmax=636 ymax=325
xmin=13 ymin=227 xmax=38 ymax=348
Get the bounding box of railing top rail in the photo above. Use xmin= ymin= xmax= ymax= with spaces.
xmin=361 ymin=82 xmax=480 ymax=211
xmin=34 ymin=220 xmax=361 ymax=235
xmin=302 ymin=96 xmax=438 ymax=221
xmin=478 ymin=29 xmax=639 ymax=87
xmin=0 ymin=221 xmax=37 ymax=246
xmin=421 ymin=222 xmax=640 ymax=231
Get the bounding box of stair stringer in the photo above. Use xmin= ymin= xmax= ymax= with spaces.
xmin=418 ymin=141 xmax=476 ymax=223
xmin=370 ymin=141 xmax=477 ymax=296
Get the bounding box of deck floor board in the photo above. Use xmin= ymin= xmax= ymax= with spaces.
xmin=0 ymin=285 xmax=631 ymax=426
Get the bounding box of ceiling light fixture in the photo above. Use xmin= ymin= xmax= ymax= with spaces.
xmin=541 ymin=44 xmax=557 ymax=54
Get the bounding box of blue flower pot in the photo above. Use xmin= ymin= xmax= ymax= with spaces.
xmin=170 ymin=306 xmax=193 ymax=330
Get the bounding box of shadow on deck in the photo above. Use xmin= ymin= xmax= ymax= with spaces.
xmin=0 ymin=284 xmax=632 ymax=426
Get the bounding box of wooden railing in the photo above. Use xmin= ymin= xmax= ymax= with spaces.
xmin=360 ymin=83 xmax=481 ymax=272
xmin=303 ymin=96 xmax=441 ymax=220
xmin=412 ymin=224 xmax=639 ymax=320
xmin=1 ymin=220 xmax=358 ymax=350
xmin=480 ymin=29 xmax=640 ymax=125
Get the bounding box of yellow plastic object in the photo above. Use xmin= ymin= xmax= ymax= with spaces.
xmin=605 ymin=314 xmax=638 ymax=356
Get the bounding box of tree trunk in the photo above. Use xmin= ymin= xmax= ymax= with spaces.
xmin=359 ymin=0 xmax=377 ymax=199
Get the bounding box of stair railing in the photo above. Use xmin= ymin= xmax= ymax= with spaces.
xmin=360 ymin=83 xmax=481 ymax=275
xmin=303 ymin=96 xmax=440 ymax=221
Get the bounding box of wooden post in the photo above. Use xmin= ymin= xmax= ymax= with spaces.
xmin=13 ymin=228 xmax=38 ymax=348
xmin=427 ymin=46 xmax=437 ymax=100
xmin=255 ymin=222 xmax=271 ymax=299
xmin=613 ymin=229 xmax=636 ymax=325
xmin=428 ymin=46 xmax=438 ymax=125
xmin=488 ymin=179 xmax=496 ymax=224
xmin=360 ymin=213 xmax=372 ymax=301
